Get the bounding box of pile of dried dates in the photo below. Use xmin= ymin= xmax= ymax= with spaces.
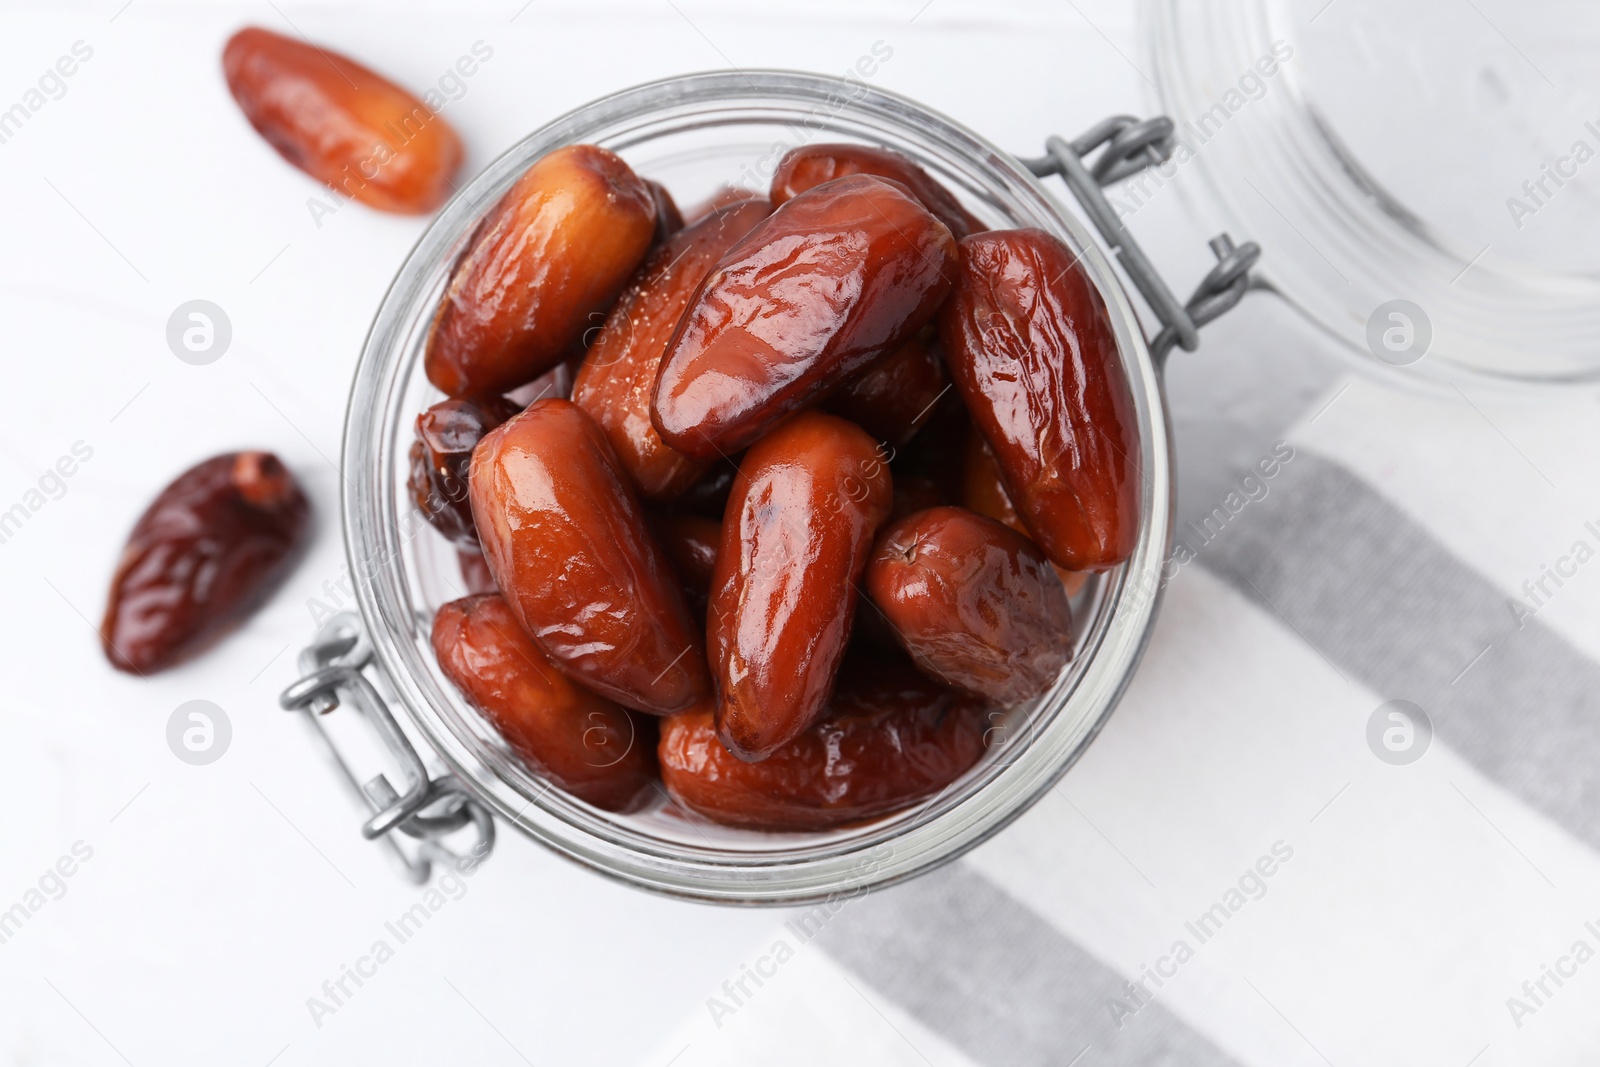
xmin=415 ymin=141 xmax=1140 ymax=831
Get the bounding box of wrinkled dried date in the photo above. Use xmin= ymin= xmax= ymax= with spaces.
xmin=708 ymin=411 xmax=893 ymax=761
xmin=426 ymin=144 xmax=657 ymax=397
xmin=471 ymin=399 xmax=710 ymax=715
xmin=770 ymin=142 xmax=984 ymax=240
xmin=823 ymin=328 xmax=948 ymax=448
xmin=223 ymin=27 xmax=463 ymax=214
xmin=573 ymin=199 xmax=772 ymax=501
xmin=962 ymin=426 xmax=1087 ymax=596
xmin=961 ymin=424 xmax=1027 ymax=536
xmin=102 ymin=452 xmax=309 ymax=674
xmin=866 ymin=506 xmax=1072 ymax=704
xmin=659 ymin=653 xmax=991 ymax=830
xmin=433 ymin=595 xmax=658 ymax=812
xmin=407 ymin=395 xmax=521 ymax=549
xmin=653 ymin=174 xmax=956 ymax=460
xmin=940 ymin=228 xmax=1139 ymax=571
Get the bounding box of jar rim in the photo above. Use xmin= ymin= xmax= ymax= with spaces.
xmin=343 ymin=68 xmax=1173 ymax=904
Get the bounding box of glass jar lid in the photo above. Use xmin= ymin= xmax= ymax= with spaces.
xmin=1144 ymin=0 xmax=1600 ymax=386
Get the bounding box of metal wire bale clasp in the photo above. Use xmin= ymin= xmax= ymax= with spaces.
xmin=279 ymin=613 xmax=495 ymax=884
xmin=1020 ymin=116 xmax=1262 ymax=365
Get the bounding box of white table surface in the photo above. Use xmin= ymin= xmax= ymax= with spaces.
xmin=0 ymin=2 xmax=1522 ymax=1065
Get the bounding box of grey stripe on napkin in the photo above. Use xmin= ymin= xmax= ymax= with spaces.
xmin=1199 ymin=448 xmax=1600 ymax=848
xmin=813 ymin=863 xmax=1240 ymax=1067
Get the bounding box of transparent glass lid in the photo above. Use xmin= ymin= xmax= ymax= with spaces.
xmin=1144 ymin=0 xmax=1600 ymax=386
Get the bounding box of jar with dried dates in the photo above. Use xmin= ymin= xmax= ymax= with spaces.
xmin=300 ymin=71 xmax=1257 ymax=903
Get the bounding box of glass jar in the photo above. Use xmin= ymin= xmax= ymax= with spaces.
xmin=325 ymin=70 xmax=1205 ymax=905
xmin=1143 ymin=0 xmax=1600 ymax=386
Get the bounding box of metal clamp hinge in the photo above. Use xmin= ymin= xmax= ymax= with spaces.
xmin=279 ymin=613 xmax=495 ymax=884
xmin=1021 ymin=116 xmax=1262 ymax=366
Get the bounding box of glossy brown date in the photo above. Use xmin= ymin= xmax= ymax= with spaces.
xmin=659 ymin=653 xmax=991 ymax=830
xmin=866 ymin=507 xmax=1072 ymax=704
xmin=770 ymin=142 xmax=984 ymax=240
xmin=102 ymin=452 xmax=308 ymax=674
xmin=707 ymin=411 xmax=893 ymax=761
xmin=470 ymin=399 xmax=710 ymax=714
xmin=939 ymin=228 xmax=1139 ymax=571
xmin=407 ymin=395 xmax=521 ymax=549
xmin=572 ymin=199 xmax=773 ymax=501
xmin=823 ymin=328 xmax=948 ymax=448
xmin=505 ymin=354 xmax=581 ymax=407
xmin=425 ymin=145 xmax=657 ymax=397
xmin=645 ymin=179 xmax=684 ymax=245
xmin=652 ymin=174 xmax=956 ymax=461
xmin=962 ymin=426 xmax=1088 ymax=597
xmin=650 ymin=513 xmax=720 ymax=614
xmin=961 ymin=424 xmax=1027 ymax=532
xmin=223 ymin=27 xmax=463 ymax=214
xmin=432 ymin=595 xmax=658 ymax=812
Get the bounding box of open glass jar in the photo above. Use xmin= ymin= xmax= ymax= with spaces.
xmin=1143 ymin=0 xmax=1600 ymax=385
xmin=297 ymin=70 xmax=1250 ymax=905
